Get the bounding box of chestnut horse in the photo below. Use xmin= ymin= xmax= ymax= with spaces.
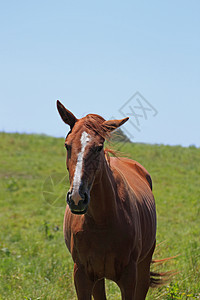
xmin=57 ymin=100 xmax=157 ymax=300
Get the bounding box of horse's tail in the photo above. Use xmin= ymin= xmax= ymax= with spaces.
xmin=150 ymin=256 xmax=179 ymax=288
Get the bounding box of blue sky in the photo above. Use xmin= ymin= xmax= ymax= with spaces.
xmin=0 ymin=0 xmax=200 ymax=146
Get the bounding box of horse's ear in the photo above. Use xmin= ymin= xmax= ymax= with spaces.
xmin=103 ymin=117 xmax=129 ymax=132
xmin=57 ymin=100 xmax=77 ymax=129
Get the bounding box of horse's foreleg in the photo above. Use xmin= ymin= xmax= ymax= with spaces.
xmin=92 ymin=278 xmax=107 ymax=300
xmin=73 ymin=263 xmax=93 ymax=300
xmin=117 ymin=260 xmax=137 ymax=300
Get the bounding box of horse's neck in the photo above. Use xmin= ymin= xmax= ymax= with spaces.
xmin=87 ymin=157 xmax=117 ymax=225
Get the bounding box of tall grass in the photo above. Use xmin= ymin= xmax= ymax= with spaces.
xmin=0 ymin=133 xmax=199 ymax=299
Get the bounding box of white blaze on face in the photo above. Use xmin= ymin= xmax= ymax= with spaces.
xmin=72 ymin=131 xmax=91 ymax=204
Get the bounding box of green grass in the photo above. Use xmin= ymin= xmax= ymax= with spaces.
xmin=0 ymin=132 xmax=199 ymax=299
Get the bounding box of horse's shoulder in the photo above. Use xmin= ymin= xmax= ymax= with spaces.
xmin=110 ymin=157 xmax=152 ymax=191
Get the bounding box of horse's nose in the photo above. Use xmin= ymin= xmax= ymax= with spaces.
xmin=67 ymin=190 xmax=82 ymax=206
xmin=66 ymin=191 xmax=89 ymax=214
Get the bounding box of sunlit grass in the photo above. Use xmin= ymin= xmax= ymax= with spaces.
xmin=0 ymin=133 xmax=199 ymax=299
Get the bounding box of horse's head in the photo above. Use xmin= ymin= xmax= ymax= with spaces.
xmin=57 ymin=100 xmax=129 ymax=215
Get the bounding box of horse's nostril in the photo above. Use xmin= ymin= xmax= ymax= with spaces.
xmin=83 ymin=192 xmax=88 ymax=205
xmin=66 ymin=191 xmax=72 ymax=204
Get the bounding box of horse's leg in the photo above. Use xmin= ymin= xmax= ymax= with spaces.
xmin=117 ymin=260 xmax=137 ymax=300
xmin=134 ymin=241 xmax=156 ymax=300
xmin=92 ymin=278 xmax=107 ymax=300
xmin=73 ymin=263 xmax=94 ymax=300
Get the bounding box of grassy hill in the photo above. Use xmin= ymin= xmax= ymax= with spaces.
xmin=0 ymin=132 xmax=199 ymax=299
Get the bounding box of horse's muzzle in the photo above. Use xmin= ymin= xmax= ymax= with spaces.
xmin=66 ymin=191 xmax=89 ymax=215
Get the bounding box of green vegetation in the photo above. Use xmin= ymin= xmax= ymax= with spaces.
xmin=111 ymin=128 xmax=131 ymax=143
xmin=0 ymin=132 xmax=199 ymax=299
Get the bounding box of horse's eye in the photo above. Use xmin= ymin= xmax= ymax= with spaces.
xmin=65 ymin=144 xmax=70 ymax=151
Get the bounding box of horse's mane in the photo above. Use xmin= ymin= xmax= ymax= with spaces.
xmin=104 ymin=148 xmax=119 ymax=166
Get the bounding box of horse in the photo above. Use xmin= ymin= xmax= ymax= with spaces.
xmin=57 ymin=100 xmax=157 ymax=300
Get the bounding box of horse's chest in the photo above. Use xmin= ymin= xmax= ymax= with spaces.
xmin=72 ymin=229 xmax=130 ymax=280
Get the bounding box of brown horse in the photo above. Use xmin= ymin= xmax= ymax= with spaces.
xmin=57 ymin=100 xmax=157 ymax=300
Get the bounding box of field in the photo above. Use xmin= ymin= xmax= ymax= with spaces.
xmin=0 ymin=132 xmax=199 ymax=299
